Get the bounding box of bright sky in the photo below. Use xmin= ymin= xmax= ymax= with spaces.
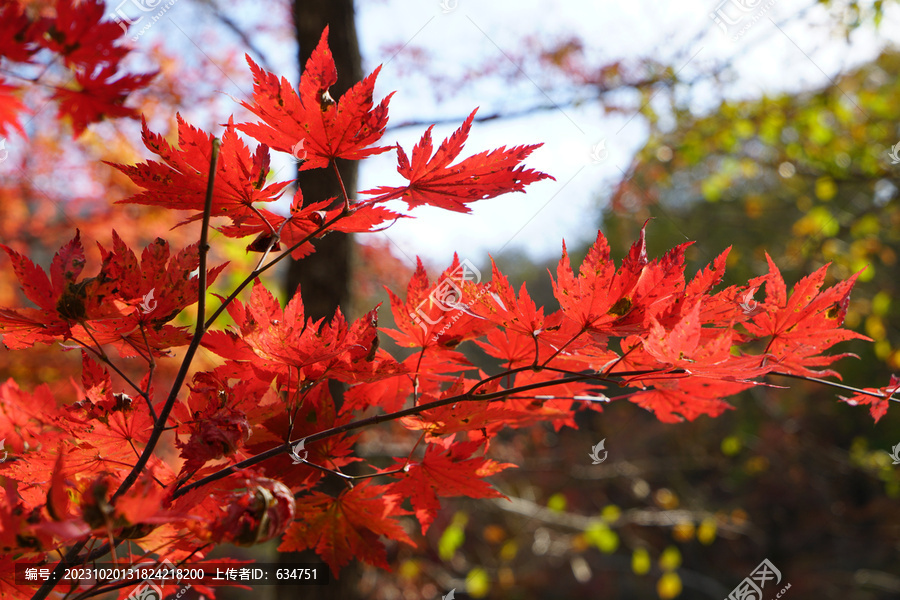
xmin=346 ymin=0 xmax=900 ymax=271
xmin=118 ymin=0 xmax=900 ymax=272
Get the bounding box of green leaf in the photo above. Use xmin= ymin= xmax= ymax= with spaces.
xmin=659 ymin=546 xmax=682 ymax=571
xmin=632 ymin=547 xmax=651 ymax=575
xmin=585 ymin=521 xmax=619 ymax=554
xmin=466 ymin=567 xmax=490 ymax=598
xmin=438 ymin=512 xmax=467 ymax=560
xmin=547 ymin=492 xmax=567 ymax=512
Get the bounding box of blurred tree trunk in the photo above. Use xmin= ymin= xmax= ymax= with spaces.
xmin=276 ymin=2 xmax=361 ymax=599
xmin=286 ymin=0 xmax=360 ymax=322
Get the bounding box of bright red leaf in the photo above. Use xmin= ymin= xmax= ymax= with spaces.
xmin=363 ymin=109 xmax=554 ymax=213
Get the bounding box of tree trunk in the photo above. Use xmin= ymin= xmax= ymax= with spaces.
xmin=285 ymin=0 xmax=361 ymax=323
xmin=276 ymin=2 xmax=362 ymax=599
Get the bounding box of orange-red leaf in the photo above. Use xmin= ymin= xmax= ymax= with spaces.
xmin=363 ymin=109 xmax=553 ymax=213
xmin=237 ymin=27 xmax=394 ymax=169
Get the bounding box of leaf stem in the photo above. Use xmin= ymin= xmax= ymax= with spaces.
xmin=332 ymin=160 xmax=351 ymax=213
xmin=768 ymin=370 xmax=900 ymax=402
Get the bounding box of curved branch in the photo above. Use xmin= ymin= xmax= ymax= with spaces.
xmin=172 ymin=367 xmax=683 ymax=498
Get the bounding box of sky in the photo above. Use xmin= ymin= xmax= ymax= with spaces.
xmin=341 ymin=0 xmax=900 ymax=271
xmin=99 ymin=0 xmax=900 ymax=272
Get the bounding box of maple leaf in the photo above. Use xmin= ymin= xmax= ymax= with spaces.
xmin=96 ymin=232 xmax=227 ymax=324
xmin=627 ymin=377 xmax=750 ymax=423
xmin=471 ymin=259 xmax=553 ymax=338
xmin=39 ymin=0 xmax=128 ymax=70
xmin=743 ymin=255 xmax=870 ymax=377
xmin=552 ymin=224 xmax=688 ymax=337
xmin=363 ymin=109 xmax=554 ymax=213
xmin=641 ymin=301 xmax=768 ymax=380
xmin=386 ymin=439 xmax=513 ymax=534
xmin=279 ymin=481 xmax=414 ymax=576
xmin=204 ymin=280 xmax=398 ymax=386
xmin=53 ymin=65 xmax=155 ymax=137
xmin=0 ymin=232 xmax=88 ymax=347
xmin=176 ymin=405 xmax=251 ymax=475
xmin=109 ymin=116 xmax=290 ymax=223
xmin=0 ymin=3 xmax=36 ymax=64
xmin=236 ymin=26 xmax=395 ymax=170
xmin=217 ymin=192 xmax=404 ymax=259
xmin=0 ymin=80 xmax=27 ymax=137
xmin=0 ymin=379 xmax=60 ymax=473
xmin=0 ymin=231 xmax=225 ymax=354
xmin=384 ymin=256 xmax=492 ymax=350
xmin=838 ymin=374 xmax=900 ymax=423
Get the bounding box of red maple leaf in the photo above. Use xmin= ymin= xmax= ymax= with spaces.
xmin=363 ymin=109 xmax=554 ymax=213
xmin=109 ymin=116 xmax=290 ymax=223
xmin=0 ymin=80 xmax=28 ymax=137
xmin=53 ymin=65 xmax=155 ymax=137
xmin=627 ymin=377 xmax=749 ymax=423
xmin=0 ymin=231 xmax=90 ymax=348
xmin=384 ymin=256 xmax=492 ymax=350
xmin=743 ymin=255 xmax=870 ymax=377
xmin=39 ymin=0 xmax=128 ymax=69
xmin=203 ymin=280 xmax=400 ymax=387
xmin=279 ymin=481 xmax=414 ymax=576
xmin=0 ymin=2 xmax=36 ymax=64
xmin=838 ymin=374 xmax=900 ymax=423
xmin=217 ymin=192 xmax=404 ymax=259
xmin=0 ymin=231 xmax=225 ymax=354
xmin=552 ymin=224 xmax=687 ymax=336
xmin=385 ymin=439 xmax=513 ymax=534
xmin=236 ymin=26 xmax=394 ymax=170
